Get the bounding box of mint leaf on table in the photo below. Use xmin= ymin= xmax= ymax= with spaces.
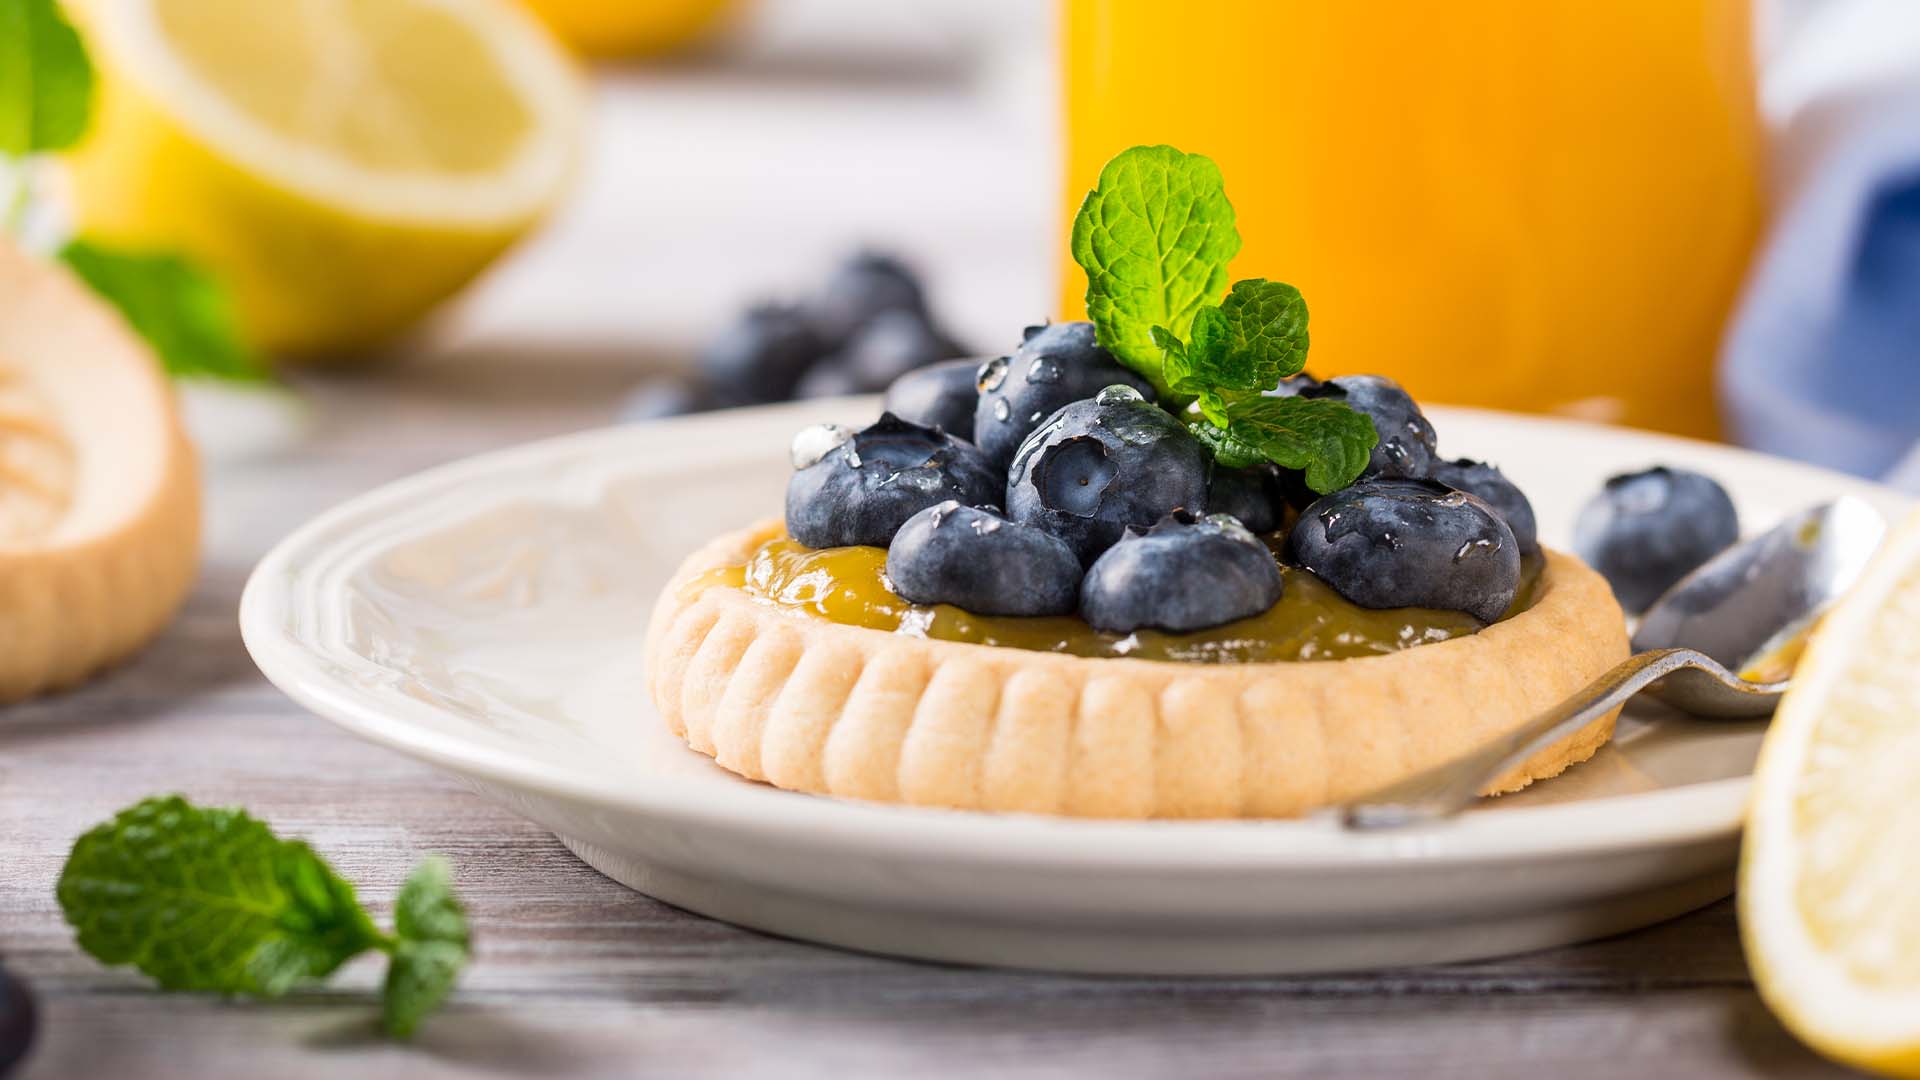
xmin=1070 ymin=144 xmax=1241 ymax=397
xmin=56 ymin=796 xmax=383 ymax=995
xmin=58 ymin=240 xmax=271 ymax=382
xmin=57 ymin=795 xmax=471 ymax=1038
xmin=1192 ymin=395 xmax=1378 ymax=495
xmin=0 ymin=0 xmax=95 ymax=156
xmin=382 ymin=858 xmax=470 ymax=1038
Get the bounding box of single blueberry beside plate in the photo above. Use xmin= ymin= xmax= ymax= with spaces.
xmin=1573 ymin=466 xmax=1739 ymax=612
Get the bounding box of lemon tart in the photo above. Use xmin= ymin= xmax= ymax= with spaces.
xmin=645 ymin=145 xmax=1629 ymax=818
xmin=647 ymin=517 xmax=1625 ymax=818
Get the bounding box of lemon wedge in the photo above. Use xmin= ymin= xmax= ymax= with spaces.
xmin=1741 ymin=506 xmax=1920 ymax=1077
xmin=60 ymin=0 xmax=585 ymax=357
xmin=0 ymin=239 xmax=199 ymax=700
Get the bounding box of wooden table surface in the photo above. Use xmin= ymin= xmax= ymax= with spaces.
xmin=0 ymin=358 xmax=1859 ymax=1080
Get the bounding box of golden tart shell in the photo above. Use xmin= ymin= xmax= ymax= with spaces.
xmin=645 ymin=518 xmax=1629 ymax=819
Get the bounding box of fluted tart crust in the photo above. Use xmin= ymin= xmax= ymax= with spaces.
xmin=645 ymin=519 xmax=1629 ymax=819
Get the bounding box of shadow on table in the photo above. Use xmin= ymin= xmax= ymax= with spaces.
xmin=301 ymin=1005 xmax=613 ymax=1075
xmin=0 ymin=578 xmax=262 ymax=746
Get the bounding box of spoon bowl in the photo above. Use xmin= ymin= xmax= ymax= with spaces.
xmin=1341 ymin=497 xmax=1887 ymax=828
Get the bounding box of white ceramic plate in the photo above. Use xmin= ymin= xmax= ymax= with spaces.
xmin=240 ymin=399 xmax=1912 ymax=975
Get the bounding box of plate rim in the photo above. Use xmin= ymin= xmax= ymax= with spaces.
xmin=238 ymin=399 xmax=1907 ymax=873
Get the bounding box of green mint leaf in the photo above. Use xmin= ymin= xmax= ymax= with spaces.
xmin=1149 ymin=324 xmax=1186 ymax=363
xmin=1070 ymin=145 xmax=1240 ymax=397
xmin=1197 ymin=395 xmax=1379 ymax=494
xmin=384 ymin=941 xmax=466 ymax=1038
xmin=56 ymin=796 xmax=384 ymax=996
xmin=1188 ymin=417 xmax=1269 ymax=471
xmin=1184 ymin=279 xmax=1309 ymax=393
xmin=58 ymin=239 xmax=270 ymax=383
xmin=393 ymin=857 xmax=469 ymax=949
xmin=0 ymin=0 xmax=95 ymax=155
xmin=382 ymin=858 xmax=469 ymax=1037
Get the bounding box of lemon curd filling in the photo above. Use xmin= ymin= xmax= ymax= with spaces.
xmin=690 ymin=530 xmax=1543 ymax=664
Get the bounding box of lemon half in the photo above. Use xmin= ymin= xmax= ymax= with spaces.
xmin=1741 ymin=507 xmax=1920 ymax=1077
xmin=62 ymin=0 xmax=585 ymax=357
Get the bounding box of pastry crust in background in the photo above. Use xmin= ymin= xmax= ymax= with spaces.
xmin=646 ymin=519 xmax=1629 ymax=819
xmin=0 ymin=241 xmax=200 ymax=701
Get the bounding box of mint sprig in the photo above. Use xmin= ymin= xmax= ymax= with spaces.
xmin=57 ymin=795 xmax=470 ymax=1038
xmin=0 ymin=0 xmax=94 ymax=157
xmin=1073 ymin=146 xmax=1376 ymax=494
xmin=1194 ymin=396 xmax=1379 ymax=495
xmin=1071 ymin=144 xmax=1241 ymax=397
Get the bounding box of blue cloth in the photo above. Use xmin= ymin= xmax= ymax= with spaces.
xmin=1721 ymin=92 xmax=1920 ymax=489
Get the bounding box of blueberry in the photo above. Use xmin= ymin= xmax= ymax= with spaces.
xmin=793 ymin=358 xmax=861 ymax=400
xmin=1081 ymin=511 xmax=1284 ymax=633
xmin=699 ymin=303 xmax=824 ymax=405
xmin=1300 ymin=374 xmax=1437 ymax=479
xmin=886 ymin=502 xmax=1081 ymax=616
xmin=834 ymin=308 xmax=962 ymax=393
xmin=1291 ymin=478 xmax=1520 ymax=623
xmin=1430 ymin=458 xmax=1539 ymax=556
xmin=974 ymin=321 xmax=1156 ymax=470
xmin=619 ymin=376 xmax=715 ymax=421
xmin=1005 ymin=386 xmax=1210 ymax=565
xmin=1573 ymin=466 xmax=1739 ymax=612
xmin=1207 ymin=464 xmax=1287 ymax=534
xmin=0 ymin=963 xmax=34 ymax=1076
xmin=808 ymin=251 xmax=928 ymax=350
xmin=786 ymin=414 xmax=1001 ymax=549
xmin=883 ymin=358 xmax=980 ymax=439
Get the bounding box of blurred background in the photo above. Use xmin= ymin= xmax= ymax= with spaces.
xmin=15 ymin=0 xmax=1920 ymax=485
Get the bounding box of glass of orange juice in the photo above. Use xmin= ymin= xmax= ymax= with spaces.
xmin=1062 ymin=1 xmax=1762 ymax=439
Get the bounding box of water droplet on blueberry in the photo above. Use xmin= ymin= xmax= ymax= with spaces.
xmin=976 ymin=356 xmax=1009 ymax=393
xmin=1094 ymin=384 xmax=1144 ymax=406
xmin=1026 ymin=357 xmax=1063 ymax=385
xmin=790 ymin=423 xmax=854 ymax=470
xmin=992 ymin=398 xmax=1012 ymax=422
xmin=1203 ymin=513 xmax=1256 ymax=541
xmin=1454 ymin=537 xmax=1498 ymax=561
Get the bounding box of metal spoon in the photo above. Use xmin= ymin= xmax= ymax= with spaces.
xmin=1339 ymin=496 xmax=1887 ymax=830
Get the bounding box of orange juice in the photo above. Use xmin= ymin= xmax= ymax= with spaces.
xmin=1062 ymin=1 xmax=1762 ymax=439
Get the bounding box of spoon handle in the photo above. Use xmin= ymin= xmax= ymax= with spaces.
xmin=1338 ymin=648 xmax=1714 ymax=829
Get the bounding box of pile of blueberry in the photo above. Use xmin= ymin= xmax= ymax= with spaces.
xmin=785 ymin=320 xmax=1544 ymax=634
xmin=625 ymin=252 xmax=970 ymax=420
